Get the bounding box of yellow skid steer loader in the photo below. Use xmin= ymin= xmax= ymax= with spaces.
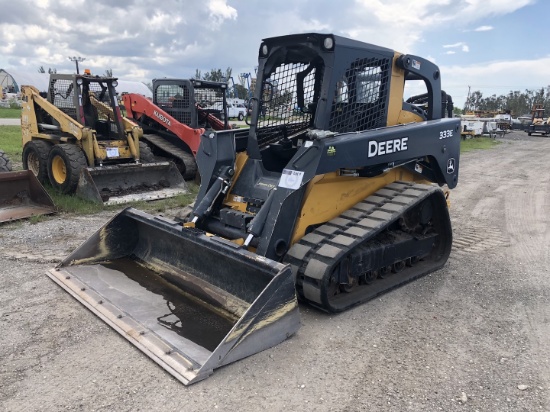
xmin=21 ymin=73 xmax=186 ymax=205
xmin=48 ymin=34 xmax=460 ymax=384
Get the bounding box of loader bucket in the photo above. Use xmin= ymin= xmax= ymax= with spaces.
xmin=76 ymin=161 xmax=187 ymax=205
xmin=47 ymin=208 xmax=300 ymax=385
xmin=0 ymin=170 xmax=55 ymax=223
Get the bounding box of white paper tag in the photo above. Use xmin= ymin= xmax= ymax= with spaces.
xmin=106 ymin=147 xmax=119 ymax=158
xmin=278 ymin=169 xmax=304 ymax=190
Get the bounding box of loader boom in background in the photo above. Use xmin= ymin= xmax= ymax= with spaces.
xmin=123 ymin=78 xmax=247 ymax=179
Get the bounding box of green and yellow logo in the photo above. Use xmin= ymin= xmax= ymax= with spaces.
xmin=327 ymin=146 xmax=336 ymax=156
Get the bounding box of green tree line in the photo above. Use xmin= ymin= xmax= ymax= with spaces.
xmin=464 ymin=87 xmax=550 ymax=116
xmin=195 ymin=68 xmax=250 ymax=100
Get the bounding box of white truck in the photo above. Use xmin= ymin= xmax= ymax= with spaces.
xmin=209 ymin=102 xmax=246 ymax=121
xmin=208 ymin=102 xmax=246 ymax=120
xmin=227 ymin=103 xmax=246 ymax=120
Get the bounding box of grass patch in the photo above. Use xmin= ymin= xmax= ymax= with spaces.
xmin=28 ymin=214 xmax=47 ymax=225
xmin=46 ymin=187 xmax=105 ymax=215
xmin=460 ymin=136 xmax=501 ymax=153
xmin=127 ymin=182 xmax=199 ymax=214
xmin=0 ymin=107 xmax=21 ymax=118
xmin=0 ymin=125 xmax=22 ymax=161
xmin=43 ymin=181 xmax=199 ymax=216
xmin=0 ymin=220 xmax=24 ymax=230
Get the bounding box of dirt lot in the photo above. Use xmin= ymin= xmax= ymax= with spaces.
xmin=1 ymin=131 xmax=549 ymax=411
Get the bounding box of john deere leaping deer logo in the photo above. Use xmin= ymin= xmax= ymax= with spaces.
xmin=447 ymin=158 xmax=456 ymax=174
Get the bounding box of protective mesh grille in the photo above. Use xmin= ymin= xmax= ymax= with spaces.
xmin=329 ymin=57 xmax=391 ymax=133
xmin=155 ymin=83 xmax=227 ymax=126
xmin=88 ymin=82 xmax=115 ymax=104
xmin=195 ymin=87 xmax=225 ymax=108
xmin=256 ymin=63 xmax=317 ymax=147
xmin=88 ymin=81 xmax=119 ymax=134
xmin=196 ymin=86 xmax=227 ymax=124
xmin=156 ymin=83 xmax=192 ymax=125
xmin=50 ymin=79 xmax=77 ymax=120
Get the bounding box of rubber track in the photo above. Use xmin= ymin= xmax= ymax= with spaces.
xmin=284 ymin=181 xmax=446 ymax=312
xmin=142 ymin=133 xmax=197 ymax=179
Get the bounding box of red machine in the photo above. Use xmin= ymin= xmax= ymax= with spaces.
xmin=123 ymin=79 xmax=236 ymax=179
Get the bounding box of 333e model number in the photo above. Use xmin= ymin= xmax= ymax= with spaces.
xmin=439 ymin=129 xmax=453 ymax=139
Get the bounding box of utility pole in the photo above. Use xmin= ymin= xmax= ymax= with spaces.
xmin=465 ymin=85 xmax=471 ymax=112
xmin=68 ymin=56 xmax=85 ymax=74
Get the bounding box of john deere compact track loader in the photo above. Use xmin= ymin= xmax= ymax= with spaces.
xmin=21 ymin=73 xmax=186 ymax=204
xmin=48 ymin=33 xmax=460 ymax=384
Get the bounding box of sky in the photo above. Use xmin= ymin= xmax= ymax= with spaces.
xmin=0 ymin=0 xmax=548 ymax=109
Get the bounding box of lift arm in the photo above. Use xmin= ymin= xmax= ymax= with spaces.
xmin=21 ymin=85 xmax=86 ymax=140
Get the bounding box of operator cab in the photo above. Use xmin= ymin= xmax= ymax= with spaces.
xmin=249 ymin=34 xmax=394 ymax=171
xmin=248 ymin=33 xmax=452 ymax=172
xmin=46 ymin=74 xmax=124 ymax=141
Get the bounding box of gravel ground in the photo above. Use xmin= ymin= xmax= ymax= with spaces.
xmin=1 ymin=131 xmax=549 ymax=411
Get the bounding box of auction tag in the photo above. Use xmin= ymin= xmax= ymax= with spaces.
xmin=106 ymin=147 xmax=119 ymax=158
xmin=278 ymin=169 xmax=304 ymax=190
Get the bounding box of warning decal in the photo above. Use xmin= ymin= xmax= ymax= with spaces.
xmin=278 ymin=169 xmax=305 ymax=190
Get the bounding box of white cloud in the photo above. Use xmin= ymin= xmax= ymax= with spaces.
xmin=444 ymin=42 xmax=465 ymax=48
xmin=351 ymin=0 xmax=534 ymax=52
xmin=0 ymin=42 xmax=16 ymax=54
xmin=36 ymin=0 xmax=50 ymax=9
xmin=146 ymin=12 xmax=182 ymax=33
xmin=474 ymin=25 xmax=494 ymax=31
xmin=300 ymin=18 xmax=332 ymax=32
xmin=0 ymin=0 xmax=538 ymax=89
xmin=207 ymin=0 xmax=237 ymax=25
xmin=36 ymin=46 xmax=50 ymax=59
xmin=443 ymin=42 xmax=469 ymax=53
xmin=441 ymin=57 xmax=550 ymax=107
xmin=461 ymin=0 xmax=533 ymax=16
xmin=26 ymin=25 xmax=52 ymax=41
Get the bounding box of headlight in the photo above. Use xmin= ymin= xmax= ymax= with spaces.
xmin=112 ymin=80 xmax=118 ymax=87
xmin=261 ymin=44 xmax=269 ymax=56
xmin=76 ymin=78 xmax=83 ymax=86
xmin=323 ymin=36 xmax=334 ymax=50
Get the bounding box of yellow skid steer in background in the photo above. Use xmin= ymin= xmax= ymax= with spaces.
xmin=20 ymin=73 xmax=186 ymax=205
